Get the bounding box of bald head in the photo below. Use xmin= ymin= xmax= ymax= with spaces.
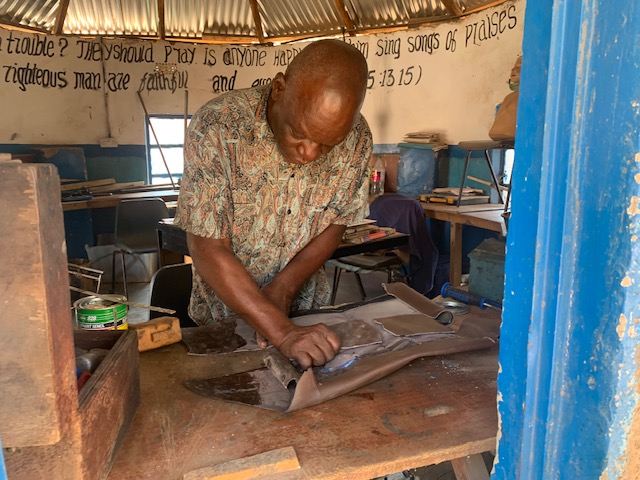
xmin=267 ymin=40 xmax=369 ymax=165
xmin=285 ymin=40 xmax=368 ymax=100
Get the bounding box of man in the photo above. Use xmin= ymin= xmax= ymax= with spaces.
xmin=175 ymin=39 xmax=372 ymax=369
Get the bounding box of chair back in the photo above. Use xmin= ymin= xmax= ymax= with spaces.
xmin=114 ymin=198 xmax=170 ymax=253
xmin=149 ymin=263 xmax=198 ymax=328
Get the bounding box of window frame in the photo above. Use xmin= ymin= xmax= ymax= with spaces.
xmin=144 ymin=113 xmax=191 ymax=185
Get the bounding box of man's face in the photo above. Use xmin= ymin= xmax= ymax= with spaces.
xmin=268 ymin=74 xmax=358 ymax=165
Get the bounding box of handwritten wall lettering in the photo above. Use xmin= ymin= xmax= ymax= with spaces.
xmin=375 ymin=38 xmax=401 ymax=59
xmin=465 ymin=4 xmax=517 ymax=47
xmin=58 ymin=38 xmax=69 ymax=56
xmin=211 ymin=70 xmax=237 ymax=92
xmin=2 ymin=63 xmax=67 ymax=91
xmin=0 ymin=0 xmax=524 ymax=145
xmin=273 ymin=47 xmax=301 ymax=67
xmin=223 ymin=47 xmax=266 ymax=67
xmin=345 ymin=39 xmax=369 ymax=59
xmin=367 ymin=66 xmax=422 ymax=90
xmin=202 ymin=47 xmax=217 ymax=66
xmin=251 ymin=77 xmax=272 ymax=87
xmin=445 ymin=30 xmax=457 ymax=52
xmin=138 ymin=71 xmax=188 ymax=93
xmin=164 ymin=45 xmax=195 ymax=64
xmin=74 ymin=71 xmax=101 ymax=90
xmin=76 ymin=39 xmax=154 ymax=63
xmin=407 ymin=33 xmax=440 ymax=55
xmin=105 ymin=72 xmax=130 ymax=91
xmin=4 ymin=32 xmax=56 ymax=57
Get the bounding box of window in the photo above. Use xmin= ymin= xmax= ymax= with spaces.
xmin=502 ymin=148 xmax=515 ymax=185
xmin=145 ymin=115 xmax=190 ymax=185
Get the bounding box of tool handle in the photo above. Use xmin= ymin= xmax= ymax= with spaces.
xmin=440 ymin=282 xmax=502 ymax=309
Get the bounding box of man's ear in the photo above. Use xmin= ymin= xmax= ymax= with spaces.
xmin=270 ymin=72 xmax=286 ymax=100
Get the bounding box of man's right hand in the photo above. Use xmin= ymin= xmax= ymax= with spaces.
xmin=273 ymin=323 xmax=341 ymax=370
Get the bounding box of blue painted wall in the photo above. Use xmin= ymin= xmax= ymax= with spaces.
xmin=495 ymin=0 xmax=640 ymax=478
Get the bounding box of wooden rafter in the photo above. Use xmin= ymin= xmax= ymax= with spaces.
xmin=332 ymin=0 xmax=355 ymax=34
xmin=53 ymin=0 xmax=70 ymax=35
xmin=157 ymin=0 xmax=165 ymax=40
xmin=249 ymin=0 xmax=265 ymax=44
xmin=440 ymin=0 xmax=464 ymax=17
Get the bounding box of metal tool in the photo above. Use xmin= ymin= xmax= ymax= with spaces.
xmin=440 ymin=282 xmax=502 ymax=310
xmin=434 ymin=299 xmax=470 ymax=316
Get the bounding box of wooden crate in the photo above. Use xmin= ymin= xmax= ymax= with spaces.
xmin=0 ymin=164 xmax=140 ymax=479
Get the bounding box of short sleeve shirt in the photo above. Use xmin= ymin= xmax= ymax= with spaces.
xmin=175 ymin=84 xmax=372 ymax=325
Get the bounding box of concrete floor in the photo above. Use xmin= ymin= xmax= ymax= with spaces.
xmin=110 ymin=264 xmax=493 ymax=480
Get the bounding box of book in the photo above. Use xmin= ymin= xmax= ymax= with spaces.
xmin=421 ymin=194 xmax=490 ymax=206
xmin=343 ymin=227 xmax=396 ymax=244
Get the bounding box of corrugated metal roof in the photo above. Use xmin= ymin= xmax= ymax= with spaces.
xmin=0 ymin=0 xmax=509 ymax=43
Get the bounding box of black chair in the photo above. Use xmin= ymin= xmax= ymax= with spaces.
xmin=111 ymin=198 xmax=170 ymax=298
xmin=327 ymin=253 xmax=408 ymax=304
xmin=149 ymin=263 xmax=198 ymax=328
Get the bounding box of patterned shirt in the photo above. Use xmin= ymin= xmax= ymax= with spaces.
xmin=175 ymin=84 xmax=372 ymax=325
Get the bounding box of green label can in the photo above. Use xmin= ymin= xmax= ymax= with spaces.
xmin=74 ymin=295 xmax=129 ymax=330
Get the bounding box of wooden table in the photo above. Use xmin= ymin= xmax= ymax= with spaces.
xmin=157 ymin=218 xmax=411 ymax=266
xmin=421 ymin=203 xmax=506 ymax=287
xmin=61 ymin=189 xmax=180 ymax=211
xmin=107 ymin=311 xmax=499 ymax=480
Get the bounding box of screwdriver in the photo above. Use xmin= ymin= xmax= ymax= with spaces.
xmin=440 ymin=282 xmax=502 ymax=310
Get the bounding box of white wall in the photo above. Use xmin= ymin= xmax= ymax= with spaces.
xmin=0 ymin=0 xmax=524 ymax=146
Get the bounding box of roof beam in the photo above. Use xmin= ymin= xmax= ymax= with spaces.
xmin=248 ymin=0 xmax=265 ymax=44
xmin=53 ymin=0 xmax=70 ymax=35
xmin=157 ymin=0 xmax=165 ymax=40
xmin=440 ymin=0 xmax=463 ymax=17
xmin=332 ymin=0 xmax=356 ymax=34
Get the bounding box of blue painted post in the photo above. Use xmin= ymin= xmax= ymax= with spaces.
xmin=495 ymin=1 xmax=640 ymax=478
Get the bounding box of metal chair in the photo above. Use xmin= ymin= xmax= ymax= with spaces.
xmin=111 ymin=198 xmax=170 ymax=298
xmin=327 ymin=252 xmax=408 ymax=305
xmin=149 ymin=263 xmax=198 ymax=328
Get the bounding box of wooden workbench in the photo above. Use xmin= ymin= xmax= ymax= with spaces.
xmin=421 ymin=203 xmax=506 ymax=287
xmin=61 ymin=189 xmax=180 ymax=211
xmin=107 ymin=318 xmax=499 ymax=479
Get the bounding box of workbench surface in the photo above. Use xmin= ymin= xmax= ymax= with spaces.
xmin=107 ymin=316 xmax=499 ymax=480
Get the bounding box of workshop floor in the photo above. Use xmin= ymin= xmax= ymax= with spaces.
xmin=115 ymin=266 xmax=494 ymax=479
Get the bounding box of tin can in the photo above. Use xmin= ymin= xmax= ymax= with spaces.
xmin=74 ymin=295 xmax=129 ymax=330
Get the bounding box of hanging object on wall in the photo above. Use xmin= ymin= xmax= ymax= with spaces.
xmin=99 ymin=37 xmax=118 ymax=149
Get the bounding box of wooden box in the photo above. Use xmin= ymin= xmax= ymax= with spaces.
xmin=5 ymin=330 xmax=140 ymax=480
xmin=0 ymin=164 xmax=140 ymax=479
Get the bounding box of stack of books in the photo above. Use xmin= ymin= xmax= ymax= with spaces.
xmin=420 ymin=187 xmax=490 ymax=206
xmin=402 ymin=131 xmax=441 ymax=144
xmin=342 ymin=220 xmax=397 ymax=244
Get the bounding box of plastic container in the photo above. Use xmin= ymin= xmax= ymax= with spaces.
xmin=370 ymin=155 xmax=386 ymax=196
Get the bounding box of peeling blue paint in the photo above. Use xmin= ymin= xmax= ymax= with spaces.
xmin=495 ymin=1 xmax=640 ymax=478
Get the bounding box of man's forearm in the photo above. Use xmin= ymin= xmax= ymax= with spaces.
xmin=186 ymin=233 xmax=295 ymax=343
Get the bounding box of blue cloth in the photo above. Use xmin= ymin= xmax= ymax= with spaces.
xmin=368 ymin=194 xmax=439 ymax=295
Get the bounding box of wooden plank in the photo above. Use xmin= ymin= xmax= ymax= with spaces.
xmin=248 ymin=0 xmax=265 ymax=44
xmin=78 ymin=331 xmax=140 ymax=480
xmin=183 ymin=446 xmax=300 ymax=480
xmin=450 ymin=223 xmax=463 ymax=286
xmin=0 ymin=164 xmax=77 ymax=448
xmin=62 ymin=189 xmax=179 ymax=211
xmin=450 ymin=454 xmax=490 ymax=480
xmin=90 ymin=181 xmax=145 ymax=193
xmin=60 ymin=178 xmax=116 ymax=191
